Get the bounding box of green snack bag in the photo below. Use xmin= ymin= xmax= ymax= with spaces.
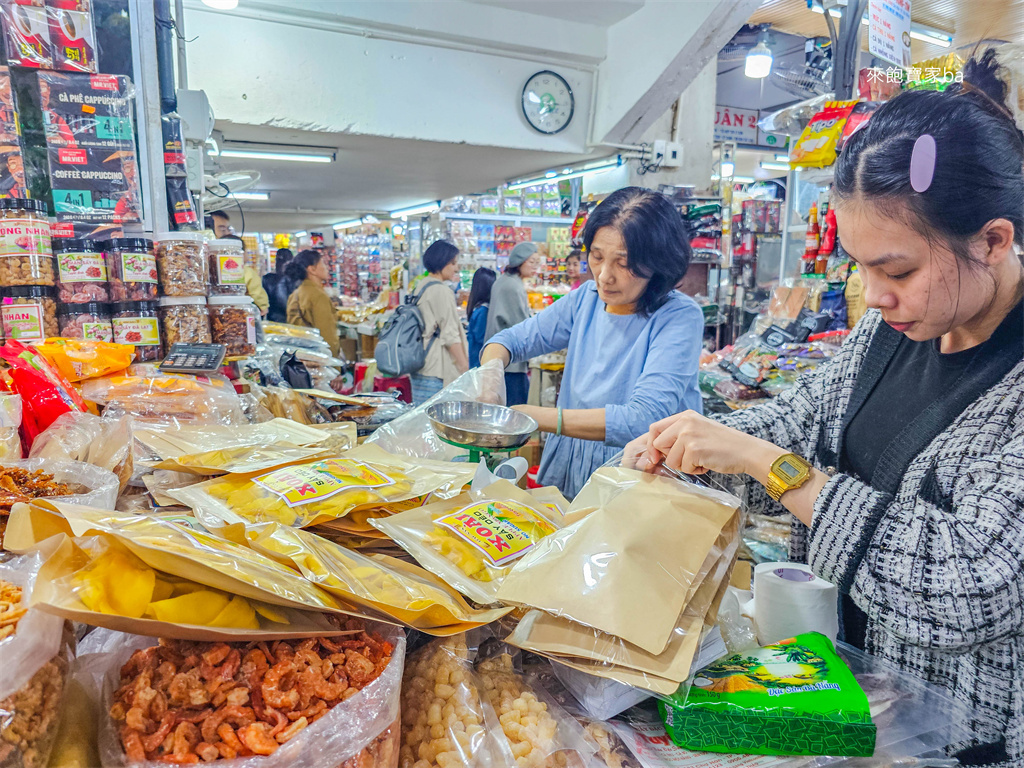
xmin=660 ymin=632 xmax=876 ymax=757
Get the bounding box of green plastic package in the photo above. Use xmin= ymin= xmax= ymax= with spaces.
xmin=660 ymin=632 xmax=876 ymax=757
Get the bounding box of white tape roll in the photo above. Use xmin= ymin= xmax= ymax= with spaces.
xmin=741 ymin=561 xmax=839 ymax=646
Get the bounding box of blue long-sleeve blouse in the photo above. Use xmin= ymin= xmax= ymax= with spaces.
xmin=488 ymin=282 xmax=704 ymax=497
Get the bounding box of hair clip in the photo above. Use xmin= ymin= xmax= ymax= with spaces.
xmin=909 ymin=134 xmax=936 ymax=193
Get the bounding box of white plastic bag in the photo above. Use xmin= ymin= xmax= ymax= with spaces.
xmin=367 ymin=360 xmax=506 ymax=460
xmin=1 ymin=458 xmax=119 ymax=510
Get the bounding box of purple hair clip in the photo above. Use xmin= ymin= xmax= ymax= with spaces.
xmin=909 ymin=134 xmax=936 ymax=193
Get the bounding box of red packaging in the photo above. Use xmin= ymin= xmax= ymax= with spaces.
xmin=45 ymin=0 xmax=97 ymax=73
xmin=0 ymin=338 xmax=87 ymax=444
xmin=0 ymin=0 xmax=53 ymax=68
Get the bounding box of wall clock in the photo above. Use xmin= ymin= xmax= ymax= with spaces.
xmin=521 ymin=70 xmax=574 ymax=135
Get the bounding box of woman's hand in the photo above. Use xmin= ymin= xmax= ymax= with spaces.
xmin=632 ymin=410 xmax=783 ymax=477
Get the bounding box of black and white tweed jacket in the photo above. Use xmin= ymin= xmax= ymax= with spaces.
xmin=716 ymin=308 xmax=1024 ymax=766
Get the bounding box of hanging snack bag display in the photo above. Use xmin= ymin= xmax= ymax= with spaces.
xmin=790 ymin=100 xmax=858 ymax=169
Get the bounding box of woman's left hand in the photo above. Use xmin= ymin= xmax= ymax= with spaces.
xmin=642 ymin=410 xmax=783 ymax=477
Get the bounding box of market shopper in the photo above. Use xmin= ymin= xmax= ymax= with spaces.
xmin=485 ymin=242 xmax=541 ymax=405
xmin=285 ymin=249 xmax=341 ymax=357
xmin=565 ymin=249 xmax=586 ymax=289
xmin=409 ymin=241 xmax=469 ymax=404
xmin=482 ymin=186 xmax=703 ymax=497
xmin=626 ymin=50 xmax=1024 ymax=767
xmin=264 ymin=247 xmax=293 ymax=322
xmin=223 ymin=234 xmax=269 ymax=316
xmin=466 ymin=267 xmax=496 ymax=367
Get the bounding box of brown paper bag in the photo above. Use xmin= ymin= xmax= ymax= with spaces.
xmin=497 ymin=467 xmax=740 ymax=655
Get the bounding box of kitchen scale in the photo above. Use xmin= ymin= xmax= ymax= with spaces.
xmin=426 ymin=400 xmax=537 ymax=468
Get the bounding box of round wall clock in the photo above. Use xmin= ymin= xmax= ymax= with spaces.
xmin=521 ymin=70 xmax=574 ymax=135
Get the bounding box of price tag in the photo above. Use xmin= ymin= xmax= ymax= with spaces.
xmin=159 ymin=343 xmax=227 ymax=374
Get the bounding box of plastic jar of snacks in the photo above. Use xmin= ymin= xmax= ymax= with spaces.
xmin=57 ymin=301 xmax=113 ymax=341
xmin=0 ymin=285 xmax=58 ymax=343
xmin=0 ymin=199 xmax=54 ymax=287
xmin=112 ymin=301 xmax=162 ymax=361
xmin=155 ymin=232 xmax=208 ymax=296
xmin=207 ymin=238 xmax=247 ymax=295
xmin=54 ymin=238 xmax=109 ymax=303
xmin=106 ymin=238 xmax=158 ymax=301
xmin=208 ymin=295 xmax=258 ymax=357
xmin=158 ymin=296 xmax=210 ymax=350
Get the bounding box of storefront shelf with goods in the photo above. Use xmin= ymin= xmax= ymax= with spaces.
xmin=439 ymin=212 xmax=575 ymax=225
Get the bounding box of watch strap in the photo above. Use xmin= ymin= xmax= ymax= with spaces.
xmin=765 ymin=472 xmax=788 ymax=502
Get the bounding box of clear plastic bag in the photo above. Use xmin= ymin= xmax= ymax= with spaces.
xmin=367 ymin=360 xmax=506 ymax=460
xmin=0 ymin=457 xmax=118 ymax=510
xmin=29 ymin=412 xmax=133 ymax=493
xmin=0 ymin=394 xmax=22 ymax=462
xmin=0 ymin=552 xmax=74 ymax=768
xmin=88 ymin=624 xmax=405 ymax=767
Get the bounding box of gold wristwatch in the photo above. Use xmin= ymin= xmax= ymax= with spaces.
xmin=765 ymin=453 xmax=813 ymax=501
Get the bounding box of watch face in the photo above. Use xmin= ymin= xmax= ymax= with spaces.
xmin=778 ymin=459 xmax=800 ymax=479
xmin=522 ymin=71 xmax=574 ymax=135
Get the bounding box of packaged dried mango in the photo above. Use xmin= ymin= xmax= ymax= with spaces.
xmin=371 ymin=480 xmax=564 ymax=605
xmin=157 ymin=442 xmax=333 ymax=475
xmin=171 ymin=444 xmax=475 ymax=528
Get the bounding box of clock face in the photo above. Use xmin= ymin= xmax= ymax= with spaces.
xmin=521 ymin=71 xmax=574 ymax=135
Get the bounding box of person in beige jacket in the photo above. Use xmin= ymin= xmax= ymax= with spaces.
xmin=285 ymin=250 xmax=340 ymax=357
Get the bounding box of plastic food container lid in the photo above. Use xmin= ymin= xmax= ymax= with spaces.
xmin=0 ymin=198 xmax=47 ymax=214
xmin=155 ymin=232 xmax=207 ymax=243
xmin=158 ymin=296 xmax=207 ymax=307
xmin=207 ymin=295 xmax=255 ymax=306
xmin=52 ymin=238 xmax=101 ymax=253
xmin=58 ymin=301 xmax=110 ymax=316
xmin=105 ymin=238 xmax=154 ymax=251
xmin=208 ymin=239 xmax=246 ymax=251
xmin=112 ymin=300 xmax=159 ymax=313
xmin=0 ymin=285 xmax=56 ymax=299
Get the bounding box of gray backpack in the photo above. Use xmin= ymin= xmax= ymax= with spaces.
xmin=375 ymin=280 xmax=447 ymax=377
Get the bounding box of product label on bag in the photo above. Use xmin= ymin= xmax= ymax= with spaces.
xmin=121 ymin=251 xmax=157 ymax=283
xmin=112 ymin=316 xmax=159 ymax=346
xmin=1 ymin=302 xmax=44 ymax=342
xmin=57 ymin=251 xmax=106 ymax=282
xmin=436 ymin=500 xmax=557 ymax=566
xmin=0 ymin=217 xmax=51 ymax=258
xmin=217 ymin=254 xmax=245 ymax=285
xmin=253 ymin=458 xmax=395 ymax=507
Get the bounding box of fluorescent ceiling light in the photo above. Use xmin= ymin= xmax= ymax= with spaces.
xmin=232 ymin=191 xmax=269 ymax=201
xmin=507 ymin=159 xmax=622 ymax=191
xmin=810 ymin=3 xmax=952 ymax=47
xmin=333 ymin=219 xmax=363 ymax=231
xmin=294 ymin=231 xmax=307 ymax=238
xmin=216 ymin=149 xmax=334 ymax=163
xmin=760 ymin=162 xmax=791 ymax=171
xmin=745 ymin=41 xmax=773 ymax=79
xmin=720 ymin=161 xmax=735 ymax=177
xmin=775 ymin=154 xmax=790 ymax=162
xmin=712 ymin=175 xmax=756 ymax=184
xmin=201 ymin=0 xmax=238 ymax=8
xmin=389 ymin=201 xmax=441 ymax=218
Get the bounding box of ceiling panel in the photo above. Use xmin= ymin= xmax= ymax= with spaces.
xmin=750 ymin=0 xmax=1024 ymax=60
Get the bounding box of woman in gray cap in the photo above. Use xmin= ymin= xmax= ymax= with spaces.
xmin=485 ymin=241 xmax=541 ymax=405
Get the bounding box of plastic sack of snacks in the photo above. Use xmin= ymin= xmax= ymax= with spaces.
xmin=85 ymin=621 xmax=404 ymax=767
xmin=0 ymin=552 xmax=75 ymax=768
xmin=32 ymin=338 xmax=135 ymax=383
xmin=29 ymin=412 xmax=133 ymax=493
xmin=372 ymin=479 xmax=565 ymax=606
xmin=0 ymin=394 xmax=21 ymax=462
xmin=172 ymin=444 xmax=475 ymax=530
xmin=0 ymin=458 xmax=119 ymax=512
xmin=660 ymin=632 xmax=875 ymax=757
xmin=789 ymin=100 xmax=859 ymax=169
xmin=0 ymin=340 xmax=87 ymax=444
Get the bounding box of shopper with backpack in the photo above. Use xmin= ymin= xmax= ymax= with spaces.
xmin=400 ymin=241 xmax=468 ymax=404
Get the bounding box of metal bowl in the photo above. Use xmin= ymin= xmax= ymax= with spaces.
xmin=426 ymin=400 xmax=538 ymax=450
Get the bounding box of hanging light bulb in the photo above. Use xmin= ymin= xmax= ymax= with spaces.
xmin=745 ymin=40 xmax=773 ymax=79
xmin=201 ymin=0 xmax=239 ymax=9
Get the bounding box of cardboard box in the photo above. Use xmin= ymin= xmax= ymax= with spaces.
xmin=339 ymin=336 xmax=357 ymax=363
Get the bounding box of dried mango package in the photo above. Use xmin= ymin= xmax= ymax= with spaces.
xmin=172 ymin=444 xmax=475 ymax=528
xmin=371 ymin=480 xmax=564 ymax=606
xmin=2 ymin=501 xmax=363 ymax=620
xmin=31 ymin=532 xmax=348 ymax=640
xmin=187 ymin=509 xmax=511 ymax=635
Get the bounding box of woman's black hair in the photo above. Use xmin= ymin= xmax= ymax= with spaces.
xmin=834 ymin=48 xmax=1024 ymax=263
xmin=284 ymin=249 xmax=322 ymax=286
xmin=581 ymin=186 xmax=691 ymax=316
xmin=466 ymin=267 xmax=496 ymax=319
xmin=275 ymin=248 xmax=293 ymax=274
xmin=566 ymin=249 xmax=582 ymax=263
xmin=423 ymin=240 xmax=459 ymax=274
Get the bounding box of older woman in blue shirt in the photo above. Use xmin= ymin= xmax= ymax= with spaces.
xmin=481 ymin=186 xmax=704 ymax=497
